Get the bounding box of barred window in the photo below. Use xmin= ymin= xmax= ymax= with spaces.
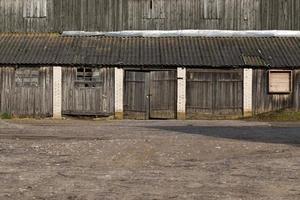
xmin=23 ymin=0 xmax=47 ymax=18
xmin=75 ymin=67 xmax=102 ymax=88
xmin=15 ymin=68 xmax=39 ymax=87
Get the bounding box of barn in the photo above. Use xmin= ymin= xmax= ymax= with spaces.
xmin=0 ymin=33 xmax=300 ymax=119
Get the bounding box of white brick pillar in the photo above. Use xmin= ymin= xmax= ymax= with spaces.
xmin=177 ymin=67 xmax=186 ymax=120
xmin=243 ymin=68 xmax=253 ymax=117
xmin=53 ymin=66 xmax=62 ymax=119
xmin=114 ymin=67 xmax=124 ymax=119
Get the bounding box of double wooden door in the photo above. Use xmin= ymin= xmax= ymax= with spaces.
xmin=124 ymin=70 xmax=177 ymax=119
xmin=186 ymin=69 xmax=243 ymax=119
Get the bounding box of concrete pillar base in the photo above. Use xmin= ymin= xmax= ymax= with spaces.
xmin=177 ymin=112 xmax=186 ymax=120
xmin=243 ymin=111 xmax=253 ymax=118
xmin=52 ymin=114 xmax=63 ymax=119
xmin=114 ymin=112 xmax=124 ymax=120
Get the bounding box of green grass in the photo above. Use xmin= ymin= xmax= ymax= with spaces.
xmin=0 ymin=112 xmax=12 ymax=119
xmin=248 ymin=110 xmax=300 ymax=122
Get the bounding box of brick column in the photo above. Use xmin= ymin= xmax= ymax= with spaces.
xmin=243 ymin=68 xmax=253 ymax=117
xmin=53 ymin=66 xmax=62 ymax=119
xmin=114 ymin=67 xmax=124 ymax=119
xmin=177 ymin=67 xmax=186 ymax=120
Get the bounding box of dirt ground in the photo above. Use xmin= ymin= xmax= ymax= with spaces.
xmin=0 ymin=119 xmax=299 ymax=200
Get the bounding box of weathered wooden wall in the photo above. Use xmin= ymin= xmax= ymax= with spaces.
xmin=186 ymin=69 xmax=243 ymax=119
xmin=0 ymin=66 xmax=53 ymax=117
xmin=62 ymin=67 xmax=114 ymax=116
xmin=252 ymin=69 xmax=294 ymax=114
xmin=1 ymin=0 xmax=300 ymax=32
xmin=294 ymin=70 xmax=300 ymax=111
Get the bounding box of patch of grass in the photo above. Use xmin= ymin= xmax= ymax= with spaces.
xmin=248 ymin=110 xmax=300 ymax=121
xmin=0 ymin=112 xmax=12 ymax=119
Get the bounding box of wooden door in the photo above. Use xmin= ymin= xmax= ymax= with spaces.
xmin=187 ymin=69 xmax=243 ymax=119
xmin=124 ymin=71 xmax=150 ymax=119
xmin=124 ymin=70 xmax=177 ymax=119
xmin=214 ymin=71 xmax=243 ymax=115
xmin=149 ymin=71 xmax=177 ymax=119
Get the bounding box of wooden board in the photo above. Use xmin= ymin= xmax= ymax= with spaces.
xmin=268 ymin=70 xmax=292 ymax=94
xmin=186 ymin=69 xmax=243 ymax=119
xmin=124 ymin=70 xmax=177 ymax=120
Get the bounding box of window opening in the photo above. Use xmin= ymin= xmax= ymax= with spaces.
xmin=75 ymin=67 xmax=102 ymax=88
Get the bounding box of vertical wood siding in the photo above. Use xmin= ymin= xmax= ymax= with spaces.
xmin=252 ymin=69 xmax=294 ymax=114
xmin=186 ymin=69 xmax=243 ymax=119
xmin=0 ymin=66 xmax=53 ymax=117
xmin=1 ymin=0 xmax=300 ymax=32
xmin=294 ymin=70 xmax=300 ymax=111
xmin=61 ymin=67 xmax=114 ymax=115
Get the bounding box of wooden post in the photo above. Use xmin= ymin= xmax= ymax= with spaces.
xmin=114 ymin=67 xmax=124 ymax=119
xmin=53 ymin=66 xmax=62 ymax=119
xmin=243 ymin=68 xmax=253 ymax=117
xmin=177 ymin=67 xmax=186 ymax=120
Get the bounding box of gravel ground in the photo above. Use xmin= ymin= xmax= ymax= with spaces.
xmin=0 ymin=119 xmax=299 ymax=200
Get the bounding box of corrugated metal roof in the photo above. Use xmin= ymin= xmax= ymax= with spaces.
xmin=242 ymin=55 xmax=266 ymax=66
xmin=1 ymin=33 xmax=300 ymax=67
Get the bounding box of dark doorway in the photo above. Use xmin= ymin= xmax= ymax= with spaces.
xmin=124 ymin=70 xmax=177 ymax=119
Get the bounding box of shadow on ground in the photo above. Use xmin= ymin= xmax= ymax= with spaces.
xmin=148 ymin=126 xmax=300 ymax=146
